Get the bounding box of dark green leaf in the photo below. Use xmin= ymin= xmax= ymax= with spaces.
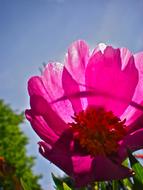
xmin=112 ymin=180 xmax=119 ymax=190
xmin=52 ymin=173 xmax=64 ymax=190
xmin=100 ymin=181 xmax=106 ymax=190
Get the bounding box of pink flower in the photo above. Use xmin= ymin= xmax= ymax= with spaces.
xmin=25 ymin=40 xmax=143 ymax=187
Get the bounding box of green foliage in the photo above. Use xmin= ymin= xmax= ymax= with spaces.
xmin=63 ymin=183 xmax=72 ymax=190
xmin=52 ymin=173 xmax=64 ymax=190
xmin=52 ymin=174 xmax=73 ymax=190
xmin=128 ymin=149 xmax=143 ymax=190
xmin=20 ymin=178 xmax=32 ymax=190
xmin=0 ymin=100 xmax=42 ymax=190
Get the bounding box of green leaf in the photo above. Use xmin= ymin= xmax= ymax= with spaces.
xmin=20 ymin=178 xmax=31 ymax=190
xmin=52 ymin=173 xmax=64 ymax=190
xmin=112 ymin=180 xmax=119 ymax=190
xmin=122 ymin=178 xmax=132 ymax=190
xmin=122 ymin=158 xmax=129 ymax=167
xmin=128 ymin=149 xmax=143 ymax=190
xmin=63 ymin=182 xmax=72 ymax=190
xmin=100 ymin=182 xmax=106 ymax=190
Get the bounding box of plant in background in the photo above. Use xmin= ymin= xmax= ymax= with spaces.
xmin=26 ymin=40 xmax=143 ymax=189
xmin=0 ymin=100 xmax=42 ymax=190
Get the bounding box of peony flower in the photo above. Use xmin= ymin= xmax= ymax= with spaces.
xmin=25 ymin=40 xmax=143 ymax=187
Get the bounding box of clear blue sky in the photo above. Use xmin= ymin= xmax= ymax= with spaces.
xmin=0 ymin=0 xmax=143 ymax=189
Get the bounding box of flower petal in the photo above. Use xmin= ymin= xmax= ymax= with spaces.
xmin=25 ymin=109 xmax=58 ymax=145
xmin=42 ymin=63 xmax=74 ymax=122
xmin=30 ymin=95 xmax=68 ymax=136
xmin=121 ymin=52 xmax=143 ymax=130
xmin=38 ymin=129 xmax=74 ymax=176
xmin=64 ymin=40 xmax=89 ymax=111
xmin=39 ymin=141 xmax=73 ymax=176
xmin=28 ymin=71 xmax=74 ymax=123
xmin=125 ymin=114 xmax=143 ymax=134
xmin=85 ymin=46 xmax=138 ymax=116
xmin=65 ymin=40 xmax=89 ymax=83
xmin=72 ymin=155 xmax=133 ymax=187
xmin=91 ymin=43 xmax=107 ymax=55
xmin=120 ymin=47 xmax=132 ymax=70
xmin=118 ymin=128 xmax=143 ymax=162
xmin=62 ymin=68 xmax=83 ymax=112
xmin=28 ymin=76 xmax=49 ymax=99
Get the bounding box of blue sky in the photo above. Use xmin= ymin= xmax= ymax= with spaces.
xmin=0 ymin=0 xmax=143 ymax=189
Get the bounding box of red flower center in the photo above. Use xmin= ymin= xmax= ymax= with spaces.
xmin=70 ymin=106 xmax=127 ymax=156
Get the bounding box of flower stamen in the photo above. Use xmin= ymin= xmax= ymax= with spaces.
xmin=70 ymin=106 xmax=127 ymax=156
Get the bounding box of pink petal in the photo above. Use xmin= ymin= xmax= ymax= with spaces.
xmin=30 ymin=95 xmax=68 ymax=136
xmin=62 ymin=68 xmax=83 ymax=113
xmin=64 ymin=40 xmax=89 ymax=111
xmin=28 ymin=72 xmax=74 ymax=123
xmin=38 ymin=129 xmax=86 ymax=177
xmin=28 ymin=76 xmax=49 ymax=99
xmin=39 ymin=142 xmax=73 ymax=175
xmin=85 ymin=46 xmax=138 ymax=116
xmin=125 ymin=114 xmax=143 ymax=134
xmin=65 ymin=40 xmax=89 ymax=84
xmin=39 ymin=137 xmax=132 ymax=188
xmin=39 ymin=131 xmax=73 ymax=176
xmin=41 ymin=62 xmax=63 ymax=103
xmin=121 ymin=52 xmax=143 ymax=130
xmin=41 ymin=63 xmax=74 ymax=122
xmin=91 ymin=43 xmax=107 ymax=55
xmin=118 ymin=128 xmax=143 ymax=163
xmin=72 ymin=155 xmax=133 ymax=187
xmin=25 ymin=109 xmax=58 ymax=145
xmin=120 ymin=47 xmax=132 ymax=70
